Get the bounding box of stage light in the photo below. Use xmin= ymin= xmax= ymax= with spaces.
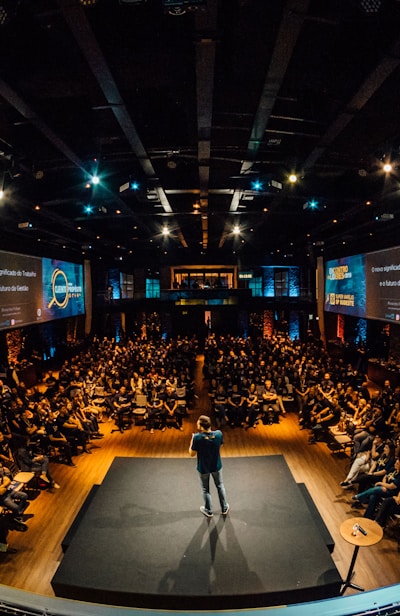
xmin=162 ymin=226 xmax=170 ymax=236
xmin=119 ymin=0 xmax=148 ymax=4
xmin=0 ymin=189 xmax=3 ymax=199
xmin=130 ymin=181 xmax=140 ymax=191
xmin=288 ymin=174 xmax=298 ymax=184
xmin=383 ymin=163 xmax=392 ymax=173
xmin=251 ymin=179 xmax=263 ymax=191
xmin=91 ymin=174 xmax=100 ymax=185
xmin=84 ymin=204 xmax=93 ymax=215
xmin=233 ymin=224 xmax=240 ymax=235
xmin=359 ymin=0 xmax=382 ymax=13
xmin=163 ymin=0 xmax=206 ymax=13
xmin=0 ymin=0 xmax=21 ymax=27
xmin=79 ymin=0 xmax=98 ymax=6
xmin=303 ymin=199 xmax=319 ymax=211
xmin=0 ymin=6 xmax=7 ymax=25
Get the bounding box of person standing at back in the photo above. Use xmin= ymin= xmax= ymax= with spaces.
xmin=189 ymin=415 xmax=229 ymax=518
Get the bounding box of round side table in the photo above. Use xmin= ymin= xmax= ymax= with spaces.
xmin=339 ymin=516 xmax=383 ymax=594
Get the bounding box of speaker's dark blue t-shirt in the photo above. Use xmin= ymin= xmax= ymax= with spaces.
xmin=192 ymin=430 xmax=223 ymax=473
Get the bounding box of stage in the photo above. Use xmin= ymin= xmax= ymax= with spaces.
xmin=51 ymin=455 xmax=342 ymax=610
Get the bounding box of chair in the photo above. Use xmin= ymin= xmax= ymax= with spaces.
xmin=175 ymin=385 xmax=187 ymax=415
xmin=132 ymin=393 xmax=148 ymax=426
xmin=328 ymin=425 xmax=354 ymax=456
xmin=8 ymin=461 xmax=35 ymax=490
xmin=11 ymin=452 xmax=40 ymax=492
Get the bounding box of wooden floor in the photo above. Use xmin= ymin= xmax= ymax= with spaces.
xmin=1 ymin=355 xmax=399 ymax=604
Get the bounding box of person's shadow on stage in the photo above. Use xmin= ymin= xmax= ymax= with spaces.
xmin=90 ymin=503 xmax=206 ymax=529
xmin=157 ymin=515 xmax=264 ymax=597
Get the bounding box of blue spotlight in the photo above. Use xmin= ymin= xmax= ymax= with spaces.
xmin=131 ymin=181 xmax=140 ymax=191
xmin=251 ymin=179 xmax=263 ymax=191
xmin=84 ymin=204 xmax=93 ymax=215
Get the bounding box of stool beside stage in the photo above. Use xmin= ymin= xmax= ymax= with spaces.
xmin=51 ymin=455 xmax=342 ymax=610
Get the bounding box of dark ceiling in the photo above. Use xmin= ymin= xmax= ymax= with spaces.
xmin=1 ymin=0 xmax=400 ymax=269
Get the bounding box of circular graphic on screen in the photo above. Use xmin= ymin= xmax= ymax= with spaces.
xmin=47 ymin=268 xmax=69 ymax=309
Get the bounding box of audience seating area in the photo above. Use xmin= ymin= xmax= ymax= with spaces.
xmin=0 ymin=332 xmax=400 ymax=554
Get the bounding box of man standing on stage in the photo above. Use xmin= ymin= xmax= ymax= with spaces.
xmin=189 ymin=415 xmax=229 ymax=518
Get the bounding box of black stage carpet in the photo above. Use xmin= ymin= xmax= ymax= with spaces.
xmin=51 ymin=456 xmax=342 ymax=610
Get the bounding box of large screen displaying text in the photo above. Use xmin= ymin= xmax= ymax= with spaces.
xmin=325 ymin=245 xmax=400 ymax=324
xmin=0 ymin=250 xmax=84 ymax=331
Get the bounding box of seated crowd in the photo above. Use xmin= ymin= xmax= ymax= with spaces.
xmin=0 ymin=335 xmax=199 ymax=546
xmin=204 ymin=333 xmax=400 ymax=535
xmin=1 ymin=330 xmax=400 ymax=549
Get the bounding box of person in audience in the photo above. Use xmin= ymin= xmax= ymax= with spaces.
xmin=317 ymin=372 xmax=336 ymax=398
xmin=353 ymin=441 xmax=396 ymax=494
xmin=346 ymin=398 xmax=370 ymax=434
xmin=352 ymin=406 xmax=387 ymax=455
xmin=72 ymin=393 xmax=103 ymax=438
xmin=146 ymin=387 xmax=163 ymax=434
xmin=386 ymin=402 xmax=400 ymax=438
xmin=112 ymin=385 xmax=133 ymax=433
xmin=227 ymin=382 xmax=246 ymax=427
xmin=293 ymin=371 xmax=310 ymax=417
xmin=340 ymin=434 xmax=385 ymax=488
xmin=351 ymin=458 xmax=400 ymax=519
xmin=44 ymin=411 xmax=76 ymax=467
xmin=69 ymin=369 xmax=85 ymax=399
xmin=43 ymin=370 xmax=58 ymax=399
xmin=308 ymin=394 xmax=342 ymax=443
xmin=212 ymin=384 xmax=228 ymax=428
xmin=162 ymin=383 xmax=182 ymax=431
xmin=299 ymin=385 xmax=318 ymax=430
xmin=15 ymin=438 xmax=60 ymax=489
xmin=0 ymin=431 xmax=14 ymax=468
xmin=57 ymin=406 xmax=91 ymax=454
xmin=261 ymin=379 xmax=280 ymax=425
xmin=0 ymin=462 xmax=29 ymax=521
xmin=244 ymin=383 xmax=261 ymax=429
xmin=373 ymin=491 xmax=400 ymax=528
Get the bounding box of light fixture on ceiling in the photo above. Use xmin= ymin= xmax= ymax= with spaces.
xmin=0 ymin=0 xmax=21 ymax=27
xmin=303 ymin=199 xmax=319 ymax=210
xmin=166 ymin=155 xmax=178 ymax=169
xmin=119 ymin=0 xmax=148 ymax=4
xmin=167 ymin=7 xmax=186 ymax=15
xmin=163 ymin=0 xmax=206 ymax=14
xmin=79 ymin=0 xmax=98 ymax=6
xmin=376 ymin=213 xmax=394 ymax=221
xmin=359 ymin=0 xmax=383 ymax=13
